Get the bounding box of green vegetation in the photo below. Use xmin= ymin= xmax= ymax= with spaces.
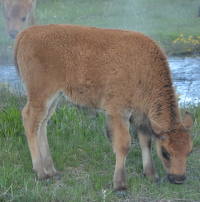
xmin=0 ymin=81 xmax=200 ymax=201
xmin=1 ymin=0 xmax=200 ymax=201
xmin=0 ymin=0 xmax=200 ymax=64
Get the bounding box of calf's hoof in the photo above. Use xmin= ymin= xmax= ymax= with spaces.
xmin=33 ymin=169 xmax=59 ymax=180
xmin=33 ymin=170 xmax=54 ymax=180
xmin=114 ymin=185 xmax=128 ymax=198
xmin=144 ymin=173 xmax=160 ymax=183
xmin=115 ymin=190 xmax=129 ymax=198
xmin=34 ymin=171 xmax=50 ymax=180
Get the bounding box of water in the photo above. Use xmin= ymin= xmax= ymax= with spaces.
xmin=0 ymin=65 xmax=24 ymax=94
xmin=0 ymin=57 xmax=200 ymax=104
xmin=169 ymin=57 xmax=200 ymax=104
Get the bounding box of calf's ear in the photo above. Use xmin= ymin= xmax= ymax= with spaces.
xmin=150 ymin=119 xmax=163 ymax=135
xmin=183 ymin=111 xmax=193 ymax=130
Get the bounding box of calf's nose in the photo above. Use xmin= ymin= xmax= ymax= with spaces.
xmin=167 ymin=173 xmax=186 ymax=184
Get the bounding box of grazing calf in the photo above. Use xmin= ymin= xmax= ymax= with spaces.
xmin=0 ymin=0 xmax=36 ymax=39
xmin=14 ymin=24 xmax=193 ymax=194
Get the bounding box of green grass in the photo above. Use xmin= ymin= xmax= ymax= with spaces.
xmin=0 ymin=0 xmax=200 ymax=64
xmin=0 ymin=82 xmax=200 ymax=201
xmin=1 ymin=0 xmax=200 ymax=201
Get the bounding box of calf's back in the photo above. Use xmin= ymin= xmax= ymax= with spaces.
xmin=14 ymin=24 xmax=171 ymax=113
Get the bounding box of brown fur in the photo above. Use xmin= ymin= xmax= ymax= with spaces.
xmin=13 ymin=24 xmax=193 ymax=192
xmin=0 ymin=0 xmax=36 ymax=39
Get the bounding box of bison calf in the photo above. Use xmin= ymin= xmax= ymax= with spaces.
xmin=14 ymin=24 xmax=193 ymax=195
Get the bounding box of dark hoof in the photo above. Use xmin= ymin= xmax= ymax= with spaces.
xmin=43 ymin=175 xmax=60 ymax=185
xmin=114 ymin=190 xmax=129 ymax=198
xmin=33 ymin=170 xmax=60 ymax=181
xmin=52 ymin=174 xmax=60 ymax=180
xmin=33 ymin=170 xmax=50 ymax=180
xmin=46 ymin=174 xmax=60 ymax=182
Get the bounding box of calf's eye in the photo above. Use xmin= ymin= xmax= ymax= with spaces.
xmin=162 ymin=147 xmax=170 ymax=160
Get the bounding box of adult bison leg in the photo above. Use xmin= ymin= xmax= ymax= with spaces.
xmin=138 ymin=130 xmax=159 ymax=182
xmin=106 ymin=114 xmax=131 ymax=192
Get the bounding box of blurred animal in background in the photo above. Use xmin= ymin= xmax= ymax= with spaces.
xmin=0 ymin=0 xmax=36 ymax=39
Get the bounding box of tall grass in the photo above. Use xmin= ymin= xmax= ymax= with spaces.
xmin=0 ymin=0 xmax=200 ymax=64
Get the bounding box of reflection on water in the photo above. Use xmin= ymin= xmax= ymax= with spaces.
xmin=0 ymin=57 xmax=200 ymax=104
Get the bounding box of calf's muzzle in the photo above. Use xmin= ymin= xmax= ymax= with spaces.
xmin=167 ymin=173 xmax=186 ymax=184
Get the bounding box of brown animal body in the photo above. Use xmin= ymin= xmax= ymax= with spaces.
xmin=0 ymin=0 xmax=36 ymax=39
xmin=14 ymin=24 xmax=193 ymax=193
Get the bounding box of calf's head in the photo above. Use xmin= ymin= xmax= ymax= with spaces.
xmin=152 ymin=112 xmax=193 ymax=184
xmin=1 ymin=0 xmax=33 ymax=39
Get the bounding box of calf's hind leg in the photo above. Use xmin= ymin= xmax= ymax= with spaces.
xmin=106 ymin=114 xmax=131 ymax=192
xmin=22 ymin=93 xmax=60 ymax=180
xmin=37 ymin=94 xmax=61 ymax=178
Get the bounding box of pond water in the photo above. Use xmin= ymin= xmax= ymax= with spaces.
xmin=169 ymin=57 xmax=200 ymax=104
xmin=0 ymin=56 xmax=200 ymax=104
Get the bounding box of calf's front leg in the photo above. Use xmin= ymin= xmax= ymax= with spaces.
xmin=138 ymin=130 xmax=159 ymax=182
